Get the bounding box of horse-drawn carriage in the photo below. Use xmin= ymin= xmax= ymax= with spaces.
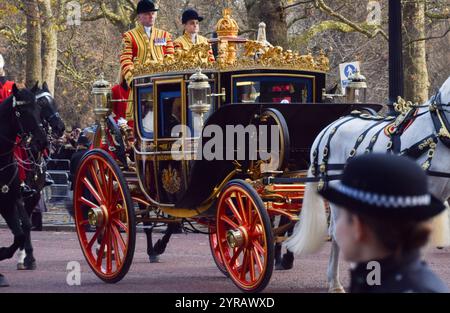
xmin=73 ymin=9 xmax=381 ymax=292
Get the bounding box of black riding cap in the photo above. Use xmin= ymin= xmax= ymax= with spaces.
xmin=319 ymin=153 xmax=446 ymax=221
xmin=182 ymin=9 xmax=204 ymax=24
xmin=137 ymin=0 xmax=159 ymax=14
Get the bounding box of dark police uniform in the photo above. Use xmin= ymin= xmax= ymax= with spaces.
xmin=350 ymin=251 xmax=449 ymax=293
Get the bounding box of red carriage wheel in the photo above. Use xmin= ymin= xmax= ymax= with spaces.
xmin=216 ymin=180 xmax=274 ymax=293
xmin=73 ymin=149 xmax=136 ymax=283
xmin=209 ymin=226 xmax=229 ymax=277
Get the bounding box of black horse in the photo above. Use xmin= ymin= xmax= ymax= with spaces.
xmin=16 ymin=82 xmax=65 ymax=270
xmin=0 ymin=85 xmax=47 ymax=286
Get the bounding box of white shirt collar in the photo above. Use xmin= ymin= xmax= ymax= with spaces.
xmin=190 ymin=33 xmax=198 ymax=44
xmin=144 ymin=26 xmax=152 ymax=38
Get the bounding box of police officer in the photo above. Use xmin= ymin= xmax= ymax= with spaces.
xmin=319 ymin=154 xmax=449 ymax=293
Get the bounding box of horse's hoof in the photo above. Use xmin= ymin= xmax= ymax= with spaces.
xmin=275 ymin=263 xmax=287 ymax=271
xmin=0 ymin=274 xmax=9 ymax=287
xmin=17 ymin=261 xmax=36 ymax=270
xmin=275 ymin=260 xmax=294 ymax=271
xmin=328 ymin=286 xmax=346 ymax=293
xmin=149 ymin=255 xmax=160 ymax=263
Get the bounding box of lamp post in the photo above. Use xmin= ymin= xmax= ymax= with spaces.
xmin=389 ymin=0 xmax=403 ymax=114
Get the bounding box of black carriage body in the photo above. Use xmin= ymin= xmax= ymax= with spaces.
xmin=131 ymin=68 xmax=380 ymax=215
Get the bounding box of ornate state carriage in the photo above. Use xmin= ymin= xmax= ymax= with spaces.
xmin=73 ymin=8 xmax=381 ymax=292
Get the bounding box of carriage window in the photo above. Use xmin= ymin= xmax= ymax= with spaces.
xmin=234 ymin=76 xmax=313 ymax=104
xmin=138 ymin=86 xmax=154 ymax=139
xmin=157 ymin=83 xmax=182 ymax=139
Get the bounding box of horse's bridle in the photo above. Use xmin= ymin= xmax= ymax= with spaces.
xmin=266 ymin=92 xmax=450 ymax=186
xmin=36 ymin=91 xmax=60 ymax=123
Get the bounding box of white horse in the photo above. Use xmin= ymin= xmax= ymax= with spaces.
xmin=285 ymin=76 xmax=450 ymax=293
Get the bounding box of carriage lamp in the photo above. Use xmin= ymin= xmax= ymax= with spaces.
xmin=346 ymin=70 xmax=367 ymax=103
xmin=188 ymin=68 xmax=212 ymax=134
xmin=92 ymin=74 xmax=112 ymax=145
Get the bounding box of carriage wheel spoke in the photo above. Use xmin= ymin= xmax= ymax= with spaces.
xmin=82 ymin=177 xmax=103 ymax=204
xmin=109 ymin=189 xmax=122 ymax=210
xmin=106 ymin=228 xmax=113 ymax=273
xmin=249 ymin=249 xmax=256 ymax=282
xmin=236 ymin=193 xmax=248 ymax=225
xmin=111 ymin=223 xmax=127 ymax=254
xmin=110 ymin=207 xmax=125 ymax=217
xmin=96 ymin=161 xmax=109 ymax=204
xmin=247 ymin=197 xmax=253 ymax=225
xmin=88 ymin=164 xmax=105 ymax=201
xmin=253 ymin=241 xmax=265 ymax=257
xmin=229 ymin=245 xmax=244 ymax=269
xmin=78 ymin=196 xmax=99 ymax=210
xmin=226 ymin=197 xmax=243 ymax=225
xmin=250 ymin=217 xmax=260 ymax=233
xmin=96 ymin=231 xmax=108 ymax=267
xmin=107 ymin=169 xmax=114 ymax=208
xmin=87 ymin=228 xmax=101 ymax=251
xmin=220 ymin=215 xmax=239 ymax=229
xmin=252 ymin=247 xmax=263 ymax=273
xmin=240 ymin=250 xmax=249 ymax=281
xmin=111 ymin=227 xmax=122 ymax=268
xmin=113 ymin=218 xmax=129 ymax=233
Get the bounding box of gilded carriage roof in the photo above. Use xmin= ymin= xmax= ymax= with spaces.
xmin=132 ymin=8 xmax=330 ymax=77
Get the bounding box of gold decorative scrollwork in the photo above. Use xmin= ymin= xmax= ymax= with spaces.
xmin=132 ymin=8 xmax=330 ymax=77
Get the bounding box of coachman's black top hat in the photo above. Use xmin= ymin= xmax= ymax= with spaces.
xmin=319 ymin=154 xmax=446 ymax=221
xmin=137 ymin=0 xmax=159 ymax=14
xmin=182 ymin=9 xmax=204 ymax=24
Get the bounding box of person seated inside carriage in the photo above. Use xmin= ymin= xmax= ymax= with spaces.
xmin=236 ymin=79 xmax=310 ymax=104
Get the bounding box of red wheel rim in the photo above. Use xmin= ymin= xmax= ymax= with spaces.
xmin=74 ymin=154 xmax=131 ymax=280
xmin=217 ymin=185 xmax=269 ymax=291
xmin=209 ymin=227 xmax=227 ymax=272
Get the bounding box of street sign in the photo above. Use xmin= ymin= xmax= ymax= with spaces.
xmin=339 ymin=61 xmax=360 ymax=95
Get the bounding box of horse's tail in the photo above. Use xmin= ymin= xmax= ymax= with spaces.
xmin=429 ymin=201 xmax=450 ymax=248
xmin=284 ymin=168 xmax=328 ymax=256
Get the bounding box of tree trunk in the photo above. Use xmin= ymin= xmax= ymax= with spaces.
xmin=23 ymin=0 xmax=42 ymax=87
xmin=38 ymin=0 xmax=58 ymax=94
xmin=403 ymin=0 xmax=429 ymax=103
xmin=244 ymin=0 xmax=288 ymax=47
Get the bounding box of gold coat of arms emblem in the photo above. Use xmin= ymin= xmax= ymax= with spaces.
xmin=162 ymin=165 xmax=181 ymax=195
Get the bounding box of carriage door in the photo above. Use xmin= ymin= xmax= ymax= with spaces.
xmin=154 ymin=78 xmax=187 ymax=204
